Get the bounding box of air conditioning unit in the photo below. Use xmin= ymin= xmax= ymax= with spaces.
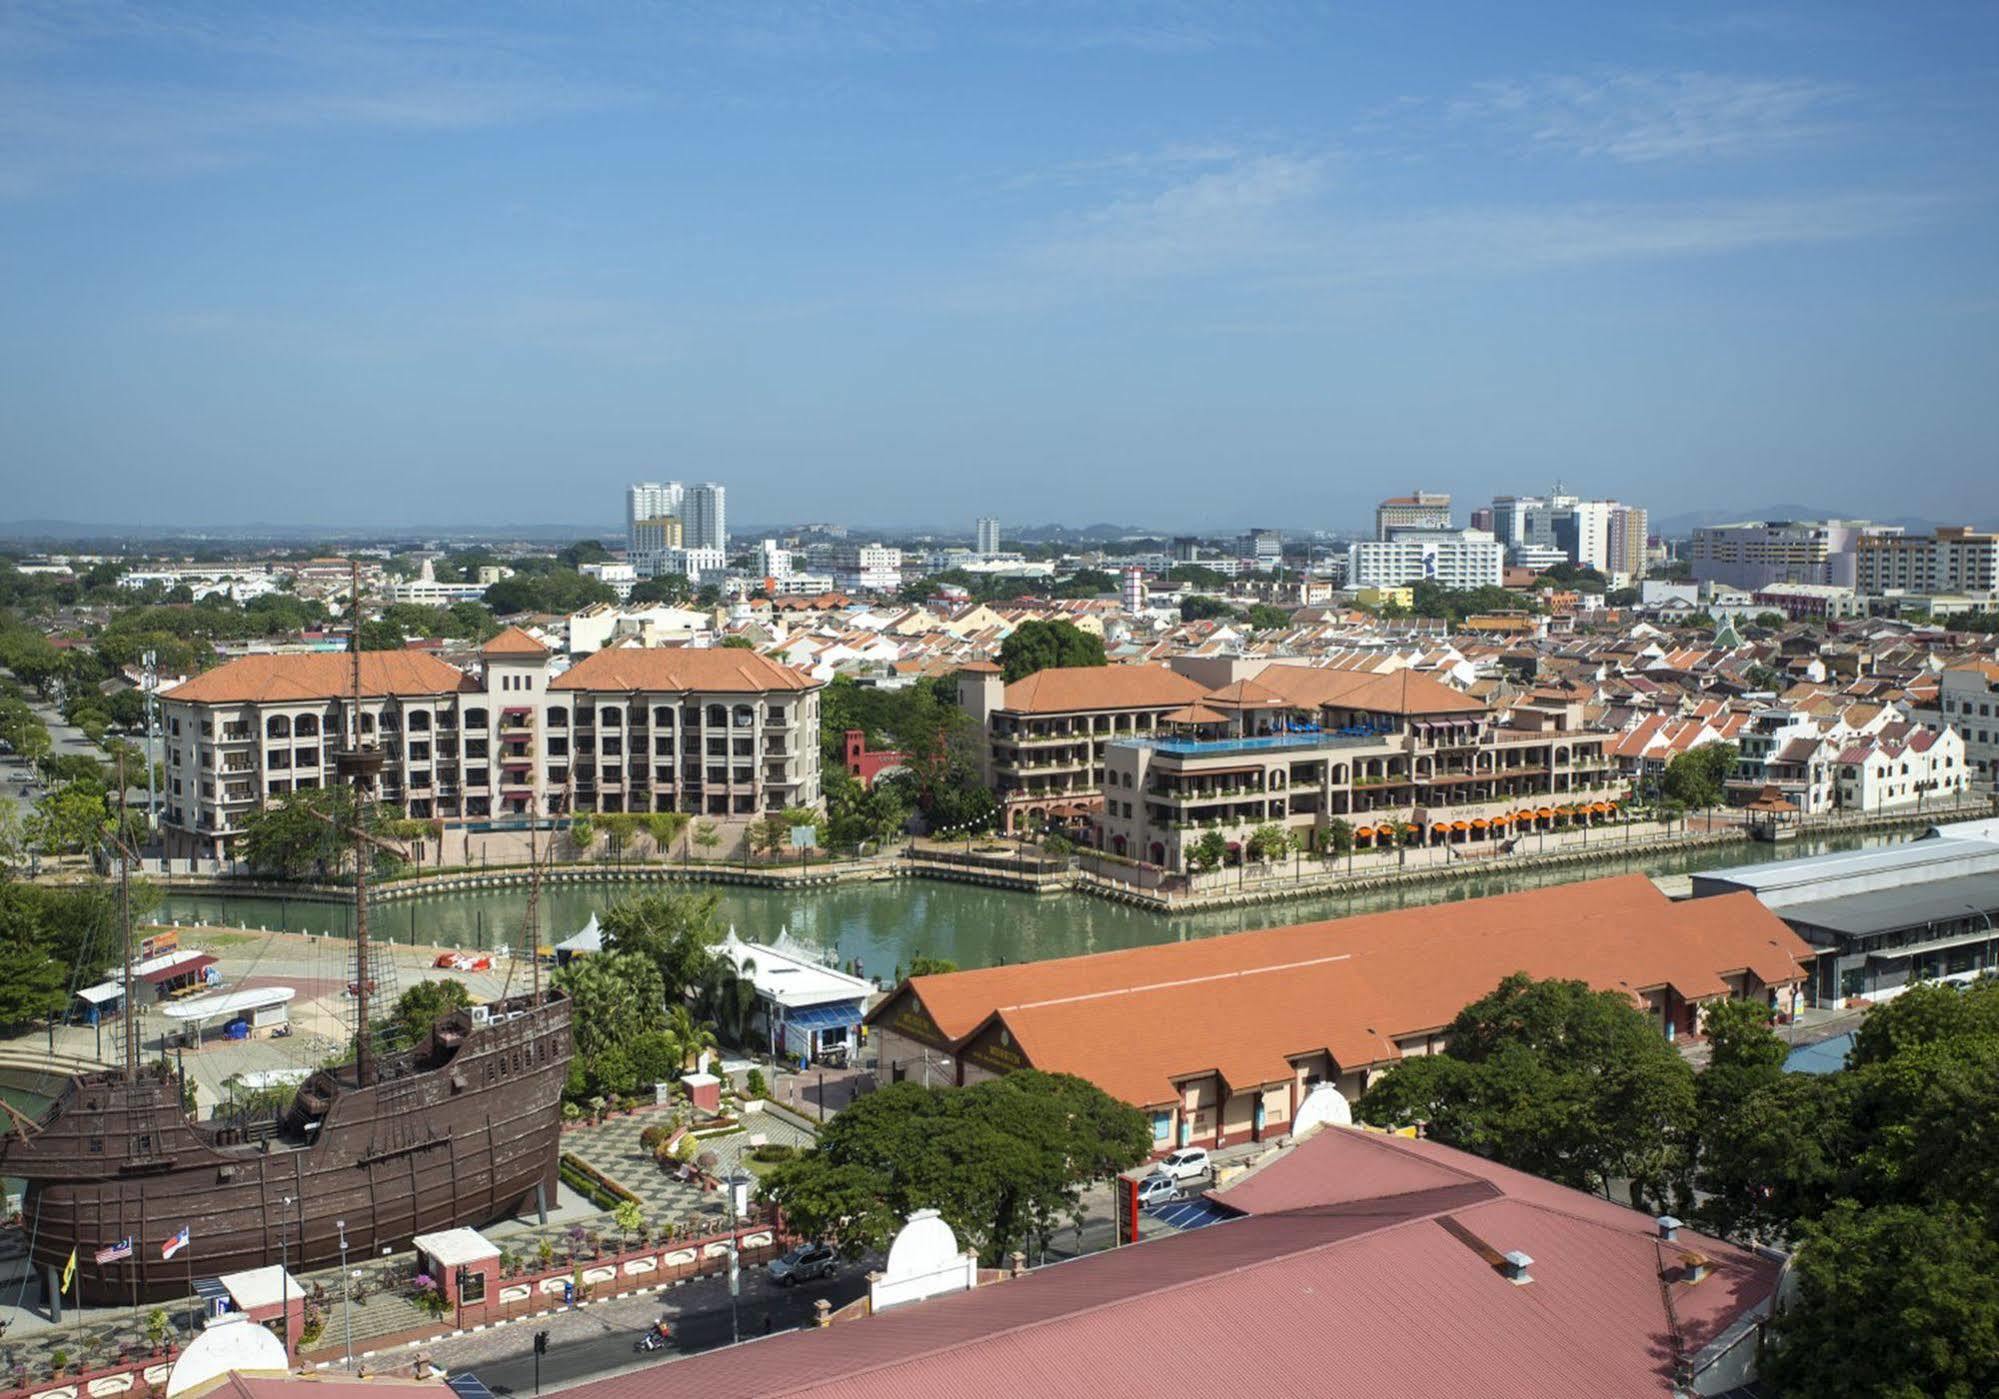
xmin=469 ymin=1005 xmax=493 ymax=1028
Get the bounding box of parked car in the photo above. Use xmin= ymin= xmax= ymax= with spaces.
xmin=1155 ymin=1147 xmax=1212 ymax=1182
xmin=769 ymin=1242 xmax=838 ymax=1286
xmin=1137 ymin=1174 xmax=1183 ymax=1207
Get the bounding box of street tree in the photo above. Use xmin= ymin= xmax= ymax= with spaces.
xmin=1764 ymin=1202 xmax=1999 ymax=1399
xmin=29 ymin=786 xmax=110 ymax=855
xmin=1359 ymin=973 xmax=1696 ymax=1206
xmin=762 ymin=1071 xmax=1149 ymax=1264
xmin=552 ymin=950 xmax=665 ymax=1065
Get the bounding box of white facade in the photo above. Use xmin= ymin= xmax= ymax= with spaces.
xmin=1857 ymin=528 xmax=1999 ymax=596
xmin=1835 ymin=729 xmax=1969 ymax=813
xmin=975 ymin=517 xmax=1001 ymax=555
xmin=580 ymin=562 xmax=638 ymax=601
xmin=1348 ymin=530 xmax=1503 ymax=590
xmin=1939 ymin=665 xmax=1999 ymax=794
xmin=836 ymin=544 xmax=903 ymax=594
xmin=661 ymin=546 xmax=728 ymax=581
xmin=754 ymin=538 xmax=793 ymax=579
xmin=1690 ymin=520 xmax=1890 ymax=590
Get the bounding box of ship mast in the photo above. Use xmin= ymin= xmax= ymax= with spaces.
xmin=334 ymin=559 xmax=383 ymax=1087
xmin=116 ymin=755 xmax=139 ymax=1079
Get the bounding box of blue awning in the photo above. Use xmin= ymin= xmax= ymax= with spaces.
xmin=783 ymin=1001 xmax=865 ymax=1032
xmin=448 ymin=1376 xmax=497 ymax=1399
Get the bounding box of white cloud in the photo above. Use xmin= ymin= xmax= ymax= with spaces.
xmin=0 ymin=3 xmax=642 ymax=196
xmin=1450 ymin=70 xmax=1851 ymax=164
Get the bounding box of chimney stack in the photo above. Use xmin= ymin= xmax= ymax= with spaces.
xmin=1656 ymin=1215 xmax=1682 ymax=1243
xmin=1683 ymin=1252 xmax=1712 ymax=1285
xmin=1500 ymin=1250 xmax=1534 ymax=1285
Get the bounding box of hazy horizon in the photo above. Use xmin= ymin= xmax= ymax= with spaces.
xmin=4 ymin=2 xmax=1995 ymax=529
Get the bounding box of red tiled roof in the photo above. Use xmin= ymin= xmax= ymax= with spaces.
xmin=480 ymin=625 xmax=549 ymax=657
xmin=552 ymin=646 xmax=818 ymax=694
xmin=165 ymin=652 xmax=475 ymax=705
xmin=875 ymin=876 xmax=1814 ymax=1105
xmin=1000 ymin=663 xmax=1209 ymax=714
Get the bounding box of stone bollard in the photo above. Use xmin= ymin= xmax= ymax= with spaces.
xmin=1010 ymin=1251 xmax=1027 ymax=1278
xmin=813 ymin=1298 xmax=832 ymax=1328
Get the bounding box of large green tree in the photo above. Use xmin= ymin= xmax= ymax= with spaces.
xmin=1662 ymin=742 xmax=1739 ymax=812
xmin=386 ymin=979 xmax=474 ymax=1051
xmin=763 ymin=1070 xmax=1149 ymax=1263
xmin=552 ymin=950 xmax=665 ymax=1064
xmin=237 ymin=787 xmax=405 ymax=880
xmin=1358 ymin=973 xmax=1696 ymax=1205
xmin=1764 ymin=1202 xmax=1999 ymax=1399
xmin=997 ymin=619 xmax=1106 ymax=683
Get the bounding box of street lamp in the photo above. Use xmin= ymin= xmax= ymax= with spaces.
xmin=336 ymin=1219 xmax=353 ymax=1371
xmin=724 ymin=1168 xmax=753 ymax=1346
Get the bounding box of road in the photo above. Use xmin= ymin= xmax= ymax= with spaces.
xmin=418 ymin=1261 xmax=871 ymax=1394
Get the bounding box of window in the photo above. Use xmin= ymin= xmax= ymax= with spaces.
xmin=1151 ymin=1111 xmax=1172 ymax=1142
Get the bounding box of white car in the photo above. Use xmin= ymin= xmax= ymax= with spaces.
xmin=1155 ymin=1147 xmax=1211 ymax=1182
xmin=1137 ymin=1174 xmax=1183 ymax=1207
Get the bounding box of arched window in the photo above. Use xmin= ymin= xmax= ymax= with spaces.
xmin=600 ymin=705 xmax=623 ymax=727
xmin=653 ymin=706 xmax=675 ymax=727
xmin=463 ymin=708 xmax=488 ymax=728
xmin=408 ymin=711 xmax=431 ymax=732
xmin=266 ymin=715 xmax=291 ymax=739
xmin=545 ymin=707 xmax=567 ymax=728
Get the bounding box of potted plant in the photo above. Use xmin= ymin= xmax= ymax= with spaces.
xmin=536 ymin=1238 xmax=555 ymax=1270
xmin=50 ymin=1349 xmax=69 ymax=1379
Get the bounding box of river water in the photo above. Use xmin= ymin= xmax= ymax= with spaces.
xmin=155 ymin=829 xmax=1906 ymax=984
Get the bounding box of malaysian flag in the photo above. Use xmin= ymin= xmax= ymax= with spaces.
xmin=94 ymin=1238 xmax=133 ymax=1265
xmin=161 ymin=1225 xmax=189 ymax=1261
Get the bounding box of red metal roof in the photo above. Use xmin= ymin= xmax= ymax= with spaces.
xmin=566 ymin=1128 xmax=1782 ymax=1399
xmin=142 ymin=953 xmax=215 ymax=985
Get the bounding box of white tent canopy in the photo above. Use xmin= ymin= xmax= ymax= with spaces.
xmin=555 ymin=913 xmax=602 ymax=956
xmin=163 ymin=986 xmax=296 ymax=1022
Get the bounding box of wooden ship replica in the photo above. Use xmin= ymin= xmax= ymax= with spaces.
xmin=0 ymin=574 xmax=572 ymax=1304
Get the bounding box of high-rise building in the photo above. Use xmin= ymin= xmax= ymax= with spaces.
xmin=627 ymin=481 xmax=684 ymax=537
xmin=626 ymin=479 xmax=726 ymax=558
xmin=629 ymin=515 xmax=684 ymax=577
xmin=1689 ymin=520 xmax=1892 ymax=590
xmin=1241 ymin=528 xmax=1284 ymax=566
xmin=1468 ymin=507 xmax=1494 ymax=533
xmin=684 ymin=482 xmax=727 ymax=551
xmin=975 ymin=517 xmax=1001 ymax=555
xmin=1374 ymin=491 xmax=1452 ymax=541
xmin=1607 ymin=505 xmax=1649 ymax=581
xmin=754 ymin=538 xmax=793 ymax=580
xmin=1494 ymin=492 xmax=1638 ymax=575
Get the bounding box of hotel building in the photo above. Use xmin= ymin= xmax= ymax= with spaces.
xmin=159 ymin=630 xmax=821 ymax=859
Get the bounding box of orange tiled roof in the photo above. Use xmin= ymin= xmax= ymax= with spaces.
xmin=1245 ymin=663 xmax=1485 ymax=716
xmin=880 ymin=875 xmax=1813 ymax=1107
xmin=1000 ymin=664 xmax=1209 ymax=714
xmin=552 ymin=646 xmax=818 ymax=693
xmin=166 ymin=651 xmax=475 ymax=704
xmin=481 ymin=625 xmax=550 ymax=657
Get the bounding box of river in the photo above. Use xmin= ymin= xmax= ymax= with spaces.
xmin=155 ymin=828 xmax=1909 ymax=984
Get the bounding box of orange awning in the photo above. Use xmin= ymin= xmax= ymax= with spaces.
xmin=1451 ymin=820 xmax=1470 ymax=831
xmin=1537 ymin=807 xmax=1555 ymax=818
xmin=1470 ymin=818 xmax=1489 ymax=828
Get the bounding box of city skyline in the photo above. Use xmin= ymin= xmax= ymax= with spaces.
xmin=2 ymin=3 xmax=1996 ymax=529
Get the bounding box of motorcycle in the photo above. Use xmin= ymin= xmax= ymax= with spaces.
xmin=635 ymin=1322 xmax=671 ymax=1353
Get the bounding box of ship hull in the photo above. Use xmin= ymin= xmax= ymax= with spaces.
xmin=12 ymin=993 xmax=571 ymax=1304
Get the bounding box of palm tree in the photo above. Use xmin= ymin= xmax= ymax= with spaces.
xmin=664 ymin=1003 xmax=719 ymax=1072
xmin=699 ymin=956 xmax=759 ymax=1045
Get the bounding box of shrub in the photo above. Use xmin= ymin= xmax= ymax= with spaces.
xmin=744 ymin=1067 xmax=768 ymax=1099
xmin=639 ymin=1124 xmax=668 ymax=1151
xmin=751 ymin=1142 xmax=795 ymax=1163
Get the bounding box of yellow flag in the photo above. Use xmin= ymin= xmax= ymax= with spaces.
xmin=60 ymin=1247 xmax=76 ymax=1294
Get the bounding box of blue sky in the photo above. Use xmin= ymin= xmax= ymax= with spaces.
xmin=2 ymin=1 xmax=1995 ymax=533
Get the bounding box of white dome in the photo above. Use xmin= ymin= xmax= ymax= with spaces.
xmin=166 ymin=1318 xmax=289 ymax=1398
xmin=884 ymin=1209 xmax=962 ymax=1281
xmin=1292 ymin=1083 xmax=1353 ymax=1138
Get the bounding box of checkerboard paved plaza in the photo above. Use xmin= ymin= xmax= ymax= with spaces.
xmin=561 ymin=1108 xmax=816 ymax=1230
